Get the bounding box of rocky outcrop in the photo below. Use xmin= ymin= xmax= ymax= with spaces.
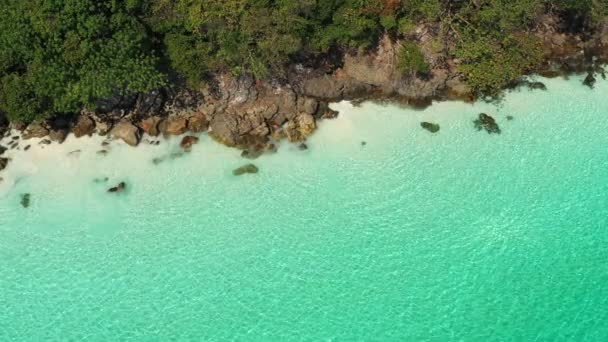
xmin=285 ymin=113 xmax=316 ymax=142
xmin=23 ymin=123 xmax=49 ymax=140
xmin=111 ymin=121 xmax=140 ymax=146
xmin=160 ymin=116 xmax=188 ymax=136
xmin=20 ymin=193 xmax=30 ymax=208
xmin=187 ymin=113 xmax=210 ymax=133
xmin=73 ymin=116 xmax=95 ymax=138
xmin=139 ymin=116 xmax=162 ymax=136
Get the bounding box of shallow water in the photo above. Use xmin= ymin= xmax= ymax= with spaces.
xmin=1 ymin=75 xmax=607 ymax=340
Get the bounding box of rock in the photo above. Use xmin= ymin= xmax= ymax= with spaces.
xmin=301 ymin=98 xmax=319 ymax=115
xmin=583 ymin=72 xmax=596 ymax=89
xmin=0 ymin=157 xmax=8 ymax=171
xmin=474 ymin=113 xmax=501 ymax=134
xmin=361 ymin=141 xmax=367 ymax=146
xmin=298 ymin=143 xmax=308 ymax=151
xmin=48 ymin=129 xmax=68 ymax=143
xmin=97 ymin=150 xmax=108 ymax=156
xmin=241 ymin=149 xmax=263 ymax=160
xmin=39 ymin=139 xmax=52 ymax=145
xmin=24 ymin=145 xmax=31 ymax=151
xmin=233 ymin=164 xmax=259 ymax=176
xmin=139 ymin=116 xmax=162 ymax=137
xmin=9 ymin=142 xmax=18 ymax=149
xmin=0 ymin=145 xmax=6 ymax=155
xmin=20 ymin=193 xmax=30 ymax=208
xmin=180 ymin=136 xmax=199 ymax=150
xmin=93 ymin=177 xmax=109 ymax=183
xmin=161 ymin=116 xmax=188 ymax=136
xmin=101 ymin=141 xmax=110 ymax=147
xmin=187 ymin=113 xmax=210 ymax=133
xmin=73 ymin=116 xmax=96 ymax=138
xmin=23 ymin=123 xmax=49 ymax=140
xmin=209 ymin=114 xmax=239 ymax=146
xmin=421 ymin=122 xmax=440 ymax=133
xmin=12 ymin=136 xmax=19 ymax=140
xmin=111 ymin=121 xmax=140 ymax=146
xmin=68 ymin=149 xmax=81 ymax=156
xmin=94 ymin=120 xmax=113 ymax=136
xmin=152 ymin=157 xmax=165 ymax=165
xmin=506 ymin=115 xmax=514 ymax=121
xmin=286 ymin=113 xmax=316 ymax=142
xmin=528 ymin=82 xmax=547 ymax=91
xmin=107 ymin=182 xmax=126 ymax=193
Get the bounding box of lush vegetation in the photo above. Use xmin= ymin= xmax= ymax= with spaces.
xmin=0 ymin=0 xmax=606 ymax=122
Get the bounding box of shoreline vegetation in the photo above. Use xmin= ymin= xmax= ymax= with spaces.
xmin=0 ymin=1 xmax=607 ymax=175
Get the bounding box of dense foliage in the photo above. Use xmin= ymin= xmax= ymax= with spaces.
xmin=0 ymin=0 xmax=606 ymax=122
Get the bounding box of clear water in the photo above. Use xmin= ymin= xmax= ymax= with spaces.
xmin=1 ymin=75 xmax=607 ymax=341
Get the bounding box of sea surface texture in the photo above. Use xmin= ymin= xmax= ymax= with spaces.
xmin=1 ymin=75 xmax=607 ymax=341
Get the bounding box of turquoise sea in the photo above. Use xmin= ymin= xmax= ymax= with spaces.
xmin=1 ymin=75 xmax=607 ymax=340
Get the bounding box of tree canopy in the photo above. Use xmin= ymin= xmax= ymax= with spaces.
xmin=0 ymin=0 xmax=606 ymax=122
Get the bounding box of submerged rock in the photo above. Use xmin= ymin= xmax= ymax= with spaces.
xmin=107 ymin=182 xmax=127 ymax=193
xmin=233 ymin=164 xmax=259 ymax=176
xmin=241 ymin=149 xmax=263 ymax=160
xmin=298 ymin=143 xmax=308 ymax=151
xmin=474 ymin=113 xmax=501 ymax=134
xmin=24 ymin=145 xmax=31 ymax=151
xmin=180 ymin=136 xmax=199 ymax=150
xmin=0 ymin=157 xmax=8 ymax=171
xmin=97 ymin=150 xmax=108 ymax=156
xmin=20 ymin=193 xmax=30 ymax=208
xmin=583 ymin=72 xmax=596 ymax=89
xmin=93 ymin=177 xmax=109 ymax=184
xmin=420 ymin=122 xmax=440 ymax=133
xmin=39 ymin=139 xmax=52 ymax=145
xmin=0 ymin=145 xmax=6 ymax=155
xmin=506 ymin=115 xmax=514 ymax=121
xmin=361 ymin=141 xmax=367 ymax=146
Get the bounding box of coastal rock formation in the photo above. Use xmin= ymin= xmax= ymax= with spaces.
xmin=285 ymin=113 xmax=316 ymax=143
xmin=48 ymin=129 xmax=68 ymax=143
xmin=180 ymin=136 xmax=199 ymax=150
xmin=233 ymin=164 xmax=259 ymax=176
xmin=111 ymin=121 xmax=140 ymax=146
xmin=73 ymin=116 xmax=96 ymax=138
xmin=161 ymin=116 xmax=188 ymax=136
xmin=0 ymin=145 xmax=6 ymax=155
xmin=23 ymin=123 xmax=49 ymax=140
xmin=421 ymin=122 xmax=440 ymax=133
xmin=139 ymin=116 xmax=162 ymax=137
xmin=474 ymin=114 xmax=501 ymax=134
xmin=108 ymin=182 xmax=126 ymax=193
xmin=187 ymin=113 xmax=210 ymax=133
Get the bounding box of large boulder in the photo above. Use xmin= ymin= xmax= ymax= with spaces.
xmin=23 ymin=123 xmax=49 ymax=140
xmin=187 ymin=113 xmax=210 ymax=133
xmin=160 ymin=116 xmax=188 ymax=136
xmin=73 ymin=116 xmax=96 ymax=138
xmin=209 ymin=114 xmax=239 ymax=146
xmin=49 ymin=129 xmax=68 ymax=144
xmin=180 ymin=136 xmax=199 ymax=150
xmin=139 ymin=116 xmax=162 ymax=136
xmin=111 ymin=121 xmax=141 ymax=146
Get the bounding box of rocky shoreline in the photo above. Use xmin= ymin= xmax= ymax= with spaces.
xmin=0 ymin=17 xmax=606 ymax=175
